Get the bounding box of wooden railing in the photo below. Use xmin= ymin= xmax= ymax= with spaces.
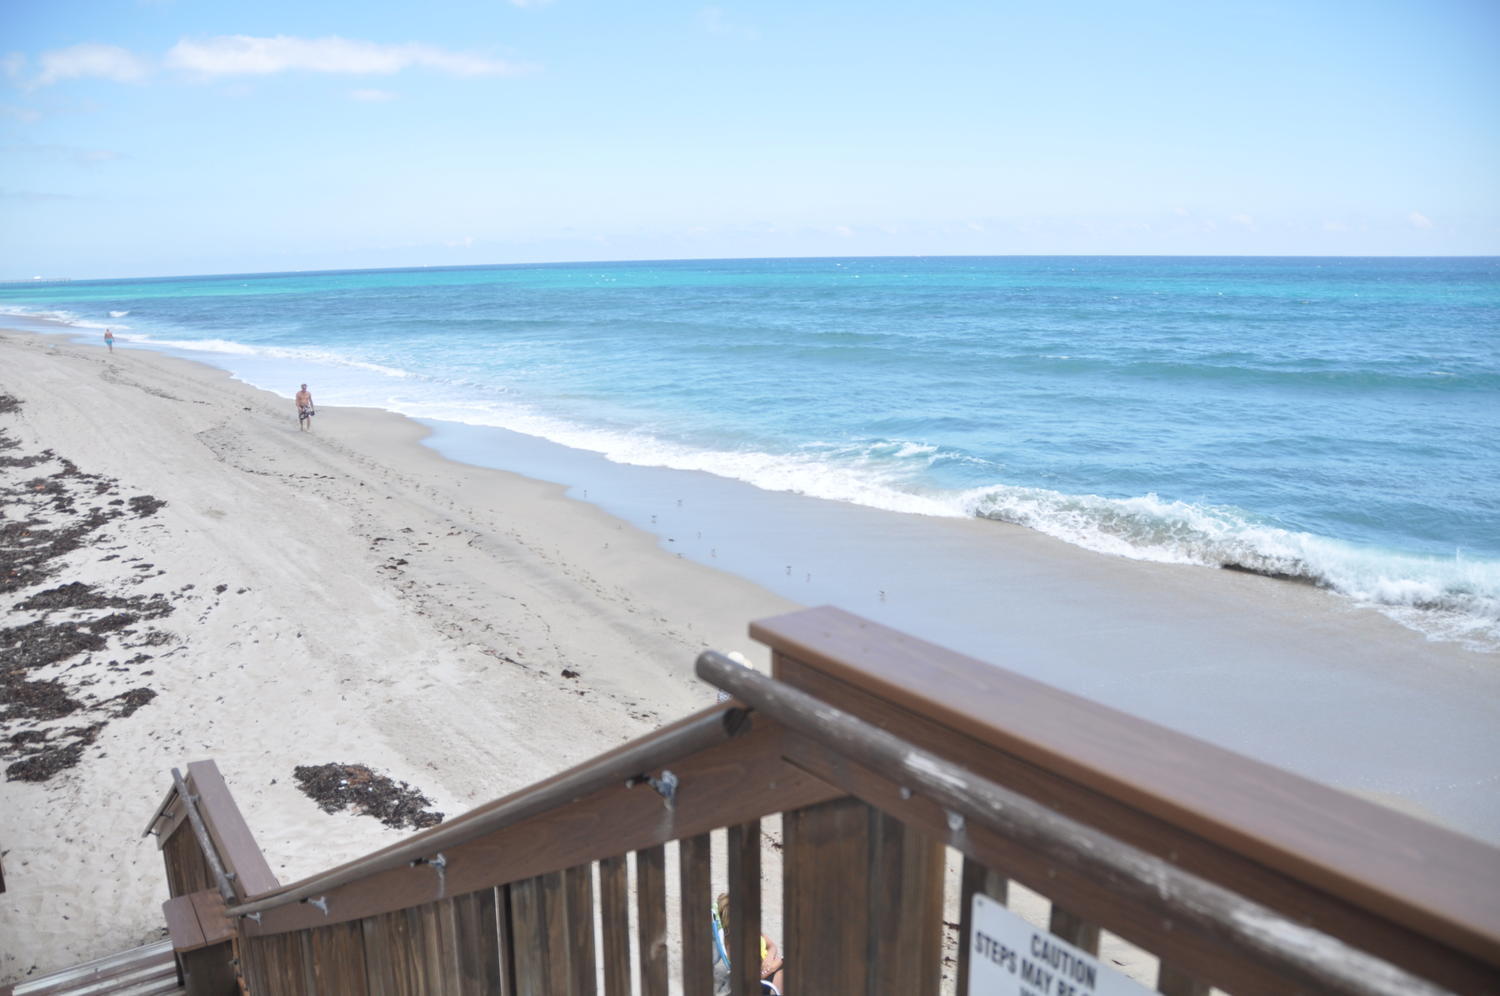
xmin=145 ymin=606 xmax=1500 ymax=995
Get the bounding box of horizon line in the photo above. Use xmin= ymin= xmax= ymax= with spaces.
xmin=4 ymin=250 xmax=1498 ymax=285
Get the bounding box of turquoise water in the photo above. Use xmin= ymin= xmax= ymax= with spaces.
xmin=4 ymin=256 xmax=1497 ymax=648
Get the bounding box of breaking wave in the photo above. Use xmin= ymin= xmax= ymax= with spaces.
xmin=966 ymin=485 xmax=1500 ymax=650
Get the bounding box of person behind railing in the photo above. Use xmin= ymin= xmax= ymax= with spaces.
xmin=711 ymin=892 xmax=785 ymax=994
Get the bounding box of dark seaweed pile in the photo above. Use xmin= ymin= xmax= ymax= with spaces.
xmin=1 ymin=394 xmax=172 ymax=781
xmin=292 ymin=762 xmax=445 ymax=830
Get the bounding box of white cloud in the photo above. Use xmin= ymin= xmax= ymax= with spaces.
xmin=165 ymin=35 xmax=527 ymax=78
xmin=1408 ymin=211 xmax=1434 ymax=230
xmin=33 ymin=44 xmax=150 ymax=87
xmin=1322 ymin=220 xmax=1348 ymax=232
xmin=350 ymin=88 xmax=397 ymax=102
xmin=1230 ymin=212 xmax=1256 ymax=230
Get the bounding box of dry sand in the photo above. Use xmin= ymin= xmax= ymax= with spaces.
xmin=0 ymin=328 xmax=796 ymax=981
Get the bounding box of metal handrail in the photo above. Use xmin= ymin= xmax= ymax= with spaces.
xmin=226 ymin=704 xmax=749 ymax=918
xmin=172 ymin=767 xmax=237 ymax=905
xmin=695 ymin=650 xmax=1454 ymax=996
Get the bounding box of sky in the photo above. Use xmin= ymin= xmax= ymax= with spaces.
xmin=1 ymin=0 xmax=1497 ymax=279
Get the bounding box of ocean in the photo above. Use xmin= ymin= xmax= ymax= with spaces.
xmin=4 ymin=255 xmax=1498 ymax=652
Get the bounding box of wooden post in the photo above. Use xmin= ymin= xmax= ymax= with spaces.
xmin=783 ymin=797 xmax=943 ymax=996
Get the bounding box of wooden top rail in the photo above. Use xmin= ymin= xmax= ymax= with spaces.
xmin=146 ymin=759 xmax=278 ymax=902
xmin=227 ymin=703 xmax=751 ymax=919
xmin=170 ymin=768 xmax=236 ymax=905
xmin=699 ymin=649 xmax=1451 ymax=996
xmin=752 ymin=606 xmax=1500 ymax=987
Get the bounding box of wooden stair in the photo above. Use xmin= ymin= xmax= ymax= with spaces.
xmin=2 ymin=940 xmax=181 ymax=996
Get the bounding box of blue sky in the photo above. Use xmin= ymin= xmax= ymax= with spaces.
xmin=2 ymin=0 xmax=1496 ymax=278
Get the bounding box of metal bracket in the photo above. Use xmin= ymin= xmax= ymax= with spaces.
xmin=411 ymin=853 xmax=449 ymax=897
xmin=626 ymin=769 xmax=679 ymax=811
xmin=307 ymin=896 xmax=329 ymax=916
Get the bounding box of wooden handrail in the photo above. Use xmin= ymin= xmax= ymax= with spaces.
xmin=170 ymin=767 xmax=236 ymax=906
xmin=698 ymin=649 xmax=1452 ymax=996
xmin=227 ymin=703 xmax=751 ymax=918
xmin=751 ymin=606 xmax=1500 ymax=964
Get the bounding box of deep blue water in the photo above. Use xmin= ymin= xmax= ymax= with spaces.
xmin=4 ymin=256 xmax=1497 ymax=648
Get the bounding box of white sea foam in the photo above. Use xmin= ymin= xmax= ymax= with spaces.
xmin=109 ymin=310 xmax=129 ymax=318
xmin=966 ymin=485 xmax=1500 ymax=649
xmin=127 ymin=334 xmax=412 ymax=379
xmin=3 ymin=306 xmax=127 ymax=331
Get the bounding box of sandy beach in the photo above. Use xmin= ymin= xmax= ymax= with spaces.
xmin=0 ymin=327 xmax=797 ymax=981
xmin=4 ymin=324 xmax=1499 ymax=985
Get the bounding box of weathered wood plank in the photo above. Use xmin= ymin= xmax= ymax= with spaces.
xmin=564 ymin=863 xmax=598 ymax=996
xmin=727 ymin=820 xmax=763 ymax=996
xmin=785 ymin=799 xmax=866 ymax=994
xmin=188 ymin=888 xmax=234 ymax=946
xmin=598 ymin=855 xmax=631 ymax=996
xmin=307 ymin=920 xmax=369 ymax=996
xmin=361 ymin=912 xmax=396 ymax=996
xmin=636 ymin=845 xmax=669 ymax=996
xmin=453 ymin=887 xmax=503 ymax=995
xmin=868 ymin=808 xmax=943 ymax=996
xmin=678 ymin=834 xmax=714 ymax=996
xmin=162 ymin=894 xmax=206 ymax=952
xmin=510 ymin=872 xmax=563 ymax=996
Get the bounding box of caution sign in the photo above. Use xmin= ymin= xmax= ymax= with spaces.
xmin=967 ymin=893 xmax=1152 ymax=996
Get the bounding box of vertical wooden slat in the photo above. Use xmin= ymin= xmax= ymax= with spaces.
xmin=598 ymin=856 xmax=631 ymax=996
xmin=308 ymin=920 xmax=369 ymax=996
xmin=453 ymin=887 xmax=503 ymax=995
xmin=679 ymin=834 xmax=714 ymax=996
xmin=564 ymin=863 xmax=599 ymax=995
xmin=956 ymin=858 xmax=1009 ymax=994
xmin=510 ymin=869 xmax=596 ymax=996
xmin=868 ymin=810 xmax=944 ymax=996
xmin=727 ymin=820 xmax=762 ymax=996
xmin=636 ymin=845 xmax=670 ymax=996
xmin=509 ymin=874 xmax=556 ymax=996
xmin=785 ymin=798 xmax=869 ymax=994
xmin=1049 ymin=904 xmax=1101 ymax=954
xmin=362 ymin=912 xmax=397 ymax=996
xmin=496 ymin=884 xmax=517 ymax=996
xmin=1156 ymin=962 xmax=1213 ymax=995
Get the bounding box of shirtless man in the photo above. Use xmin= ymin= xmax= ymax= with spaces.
xmin=295 ymin=384 xmax=315 ymax=431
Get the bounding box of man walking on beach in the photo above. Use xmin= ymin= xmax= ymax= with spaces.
xmin=104 ymin=329 xmax=114 ymax=352
xmin=295 ymin=383 xmax=315 ymax=431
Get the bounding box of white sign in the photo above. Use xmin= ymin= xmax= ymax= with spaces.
xmin=967 ymin=892 xmax=1152 ymax=996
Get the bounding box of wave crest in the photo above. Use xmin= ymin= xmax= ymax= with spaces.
xmin=967 ymin=485 xmax=1500 ymax=649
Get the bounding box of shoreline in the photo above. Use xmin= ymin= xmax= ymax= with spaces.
xmin=3 ymin=326 xmax=1500 ymax=979
xmin=0 ymin=327 xmax=798 ymax=981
